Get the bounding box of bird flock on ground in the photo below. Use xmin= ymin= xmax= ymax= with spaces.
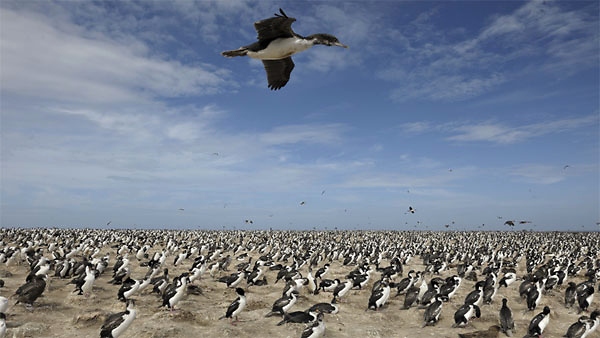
xmin=0 ymin=228 xmax=598 ymax=338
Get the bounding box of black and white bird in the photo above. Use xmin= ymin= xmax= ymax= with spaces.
xmin=117 ymin=277 xmax=140 ymax=302
xmin=266 ymin=292 xmax=297 ymax=317
xmin=499 ymin=298 xmax=515 ymax=337
xmin=314 ymin=264 xmax=330 ymax=280
xmin=500 ymin=271 xmax=517 ymax=288
xmin=563 ymin=316 xmax=590 ymax=338
xmin=423 ymin=294 xmax=447 ymax=327
xmin=332 ymin=279 xmax=353 ymax=303
xmin=367 ymin=279 xmax=390 ymax=311
xmin=525 ymin=306 xmax=550 ymax=338
xmin=464 ymin=280 xmax=485 ymax=307
xmin=565 ymin=282 xmax=578 ymax=308
xmin=219 ymin=288 xmax=246 ymax=325
xmin=100 ymin=300 xmax=136 ymax=338
xmin=0 ymin=313 xmax=5 ymax=338
xmin=577 ymin=285 xmax=595 ymax=312
xmin=277 ymin=310 xmax=318 ymax=326
xmin=162 ymin=275 xmax=188 ymax=311
xmin=300 ymin=312 xmax=325 ymax=338
xmin=453 ymin=303 xmax=481 ymax=327
xmin=221 ymin=8 xmax=348 ymax=90
xmin=307 ymin=302 xmax=339 ymax=315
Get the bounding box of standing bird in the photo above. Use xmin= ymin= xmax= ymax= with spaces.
xmin=367 ymin=279 xmax=390 ymax=311
xmin=422 ymin=294 xmax=446 ymax=327
xmin=453 ymin=303 xmax=481 ymax=327
xmin=219 ymin=288 xmax=246 ymax=325
xmin=499 ymin=298 xmax=515 ymax=337
xmin=525 ymin=306 xmax=550 ymax=338
xmin=300 ymin=312 xmax=325 ymax=338
xmin=100 ymin=300 xmax=136 ymax=338
xmin=14 ymin=274 xmax=47 ymax=309
xmin=222 ymin=8 xmax=348 ymax=90
xmin=162 ymin=276 xmax=188 ymax=311
xmin=577 ymin=286 xmax=595 ymax=313
xmin=565 ymin=282 xmax=577 ymax=308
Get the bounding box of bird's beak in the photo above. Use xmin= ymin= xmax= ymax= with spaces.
xmin=335 ymin=42 xmax=348 ymax=48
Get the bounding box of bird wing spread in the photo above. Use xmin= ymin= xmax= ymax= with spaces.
xmin=262 ymin=58 xmax=295 ymax=90
xmin=254 ymin=15 xmax=296 ymax=42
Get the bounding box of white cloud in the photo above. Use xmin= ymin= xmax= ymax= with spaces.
xmin=398 ymin=115 xmax=598 ymax=144
xmin=0 ymin=8 xmax=230 ymax=104
xmin=259 ymin=124 xmax=346 ymax=146
xmin=509 ymin=164 xmax=566 ymax=184
xmin=447 ymin=115 xmax=598 ymax=144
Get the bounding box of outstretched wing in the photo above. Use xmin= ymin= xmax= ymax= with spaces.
xmin=262 ymin=58 xmax=295 ymax=90
xmin=254 ymin=9 xmax=296 ymax=42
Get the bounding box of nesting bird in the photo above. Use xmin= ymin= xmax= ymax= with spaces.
xmin=100 ymin=300 xmax=136 ymax=338
xmin=14 ymin=274 xmax=47 ymax=309
xmin=222 ymin=8 xmax=348 ymax=90
xmin=300 ymin=312 xmax=325 ymax=338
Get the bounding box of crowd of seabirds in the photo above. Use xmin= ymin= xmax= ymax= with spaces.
xmin=0 ymin=228 xmax=598 ymax=338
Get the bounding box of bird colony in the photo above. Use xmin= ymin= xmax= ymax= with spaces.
xmin=0 ymin=228 xmax=598 ymax=338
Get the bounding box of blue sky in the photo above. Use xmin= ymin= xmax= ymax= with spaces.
xmin=1 ymin=1 xmax=598 ymax=231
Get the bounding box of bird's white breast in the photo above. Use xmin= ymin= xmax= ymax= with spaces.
xmin=248 ymin=38 xmax=313 ymax=60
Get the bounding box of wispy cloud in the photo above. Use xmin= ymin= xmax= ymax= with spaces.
xmin=380 ymin=1 xmax=599 ymax=102
xmin=259 ymin=124 xmax=346 ymax=146
xmin=448 ymin=115 xmax=598 ymax=144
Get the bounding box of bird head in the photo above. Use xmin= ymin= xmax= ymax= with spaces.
xmin=307 ymin=33 xmax=348 ymax=48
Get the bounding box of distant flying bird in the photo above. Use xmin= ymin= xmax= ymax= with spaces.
xmin=504 ymin=220 xmax=515 ymax=226
xmin=212 ymin=152 xmax=219 ymax=156
xmin=408 ymin=206 xmax=415 ymax=214
xmin=563 ymin=165 xmax=570 ymax=170
xmin=107 ymin=221 xmax=112 ymax=226
xmin=221 ymin=8 xmax=348 ymax=90
xmin=321 ymin=190 xmax=326 ymax=195
xmin=245 ymin=220 xmax=253 ymax=224
xmin=445 ymin=224 xmax=450 ymax=228
xmin=300 ymin=201 xmax=306 ymax=206
xmin=519 ymin=220 xmax=532 ymax=224
xmin=178 ymin=208 xmax=184 ymax=211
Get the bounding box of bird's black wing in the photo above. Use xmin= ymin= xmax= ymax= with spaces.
xmin=262 ymin=58 xmax=295 ymax=90
xmin=254 ymin=9 xmax=296 ymax=42
xmin=101 ymin=311 xmax=126 ymax=335
xmin=225 ymin=297 xmax=240 ymax=318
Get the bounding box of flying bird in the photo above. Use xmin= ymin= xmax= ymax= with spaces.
xmin=563 ymin=165 xmax=570 ymax=170
xmin=504 ymin=220 xmax=515 ymax=226
xmin=178 ymin=208 xmax=184 ymax=211
xmin=221 ymin=8 xmax=348 ymax=90
xmin=245 ymin=220 xmax=253 ymax=224
xmin=300 ymin=201 xmax=306 ymax=206
xmin=407 ymin=206 xmax=415 ymax=214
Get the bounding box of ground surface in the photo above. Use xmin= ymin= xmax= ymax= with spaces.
xmin=0 ymin=230 xmax=597 ymax=338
